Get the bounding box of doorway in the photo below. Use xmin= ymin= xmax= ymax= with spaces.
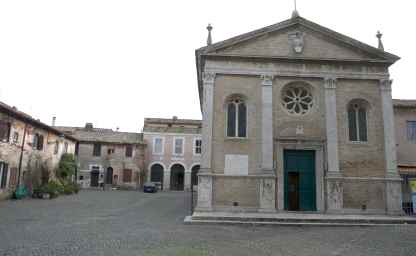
xmin=90 ymin=170 xmax=100 ymax=187
xmin=284 ymin=150 xmax=316 ymax=211
xmin=150 ymin=164 xmax=164 ymax=190
xmin=106 ymin=167 xmax=113 ymax=185
xmin=170 ymin=164 xmax=185 ymax=191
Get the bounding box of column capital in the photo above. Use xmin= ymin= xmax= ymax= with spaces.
xmin=202 ymin=72 xmax=216 ymax=84
xmin=260 ymin=74 xmax=274 ymax=86
xmin=380 ymin=79 xmax=393 ymax=92
xmin=324 ymin=76 xmax=337 ymax=89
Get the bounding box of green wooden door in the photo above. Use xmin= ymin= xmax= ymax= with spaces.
xmin=284 ymin=150 xmax=316 ymax=211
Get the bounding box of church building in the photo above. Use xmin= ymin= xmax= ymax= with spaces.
xmin=194 ymin=12 xmax=403 ymax=215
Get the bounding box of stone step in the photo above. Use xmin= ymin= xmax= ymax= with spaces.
xmin=185 ymin=213 xmax=416 ymax=226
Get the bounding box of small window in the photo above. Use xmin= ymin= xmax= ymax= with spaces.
xmin=79 ymin=175 xmax=84 ymax=180
xmin=348 ymin=100 xmax=368 ymax=142
xmin=123 ymin=169 xmax=132 ymax=183
xmin=32 ymin=134 xmax=44 ymax=150
xmin=12 ymin=132 xmax=19 ymax=144
xmin=54 ymin=141 xmax=59 ymax=155
xmin=0 ymin=162 xmax=9 ymax=189
xmin=407 ymin=121 xmax=416 ymax=143
xmin=174 ymin=138 xmax=184 ymax=155
xmin=0 ymin=121 xmax=11 ymax=142
xmin=125 ymin=145 xmax=133 ymax=157
xmin=107 ymin=148 xmax=115 ymax=155
xmin=226 ymin=98 xmax=247 ymax=138
xmin=153 ymin=138 xmax=163 ymax=154
xmin=194 ymin=139 xmax=202 ymax=154
xmin=93 ymin=143 xmax=101 ymax=156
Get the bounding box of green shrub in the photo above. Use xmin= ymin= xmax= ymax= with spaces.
xmin=45 ymin=180 xmax=64 ymax=198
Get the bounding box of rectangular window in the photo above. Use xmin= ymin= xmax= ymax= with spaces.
xmin=407 ymin=121 xmax=416 ymax=143
xmin=0 ymin=162 xmax=9 ymax=189
xmin=174 ymin=138 xmax=184 ymax=155
xmin=54 ymin=141 xmax=59 ymax=155
xmin=125 ymin=145 xmax=133 ymax=157
xmin=0 ymin=121 xmax=11 ymax=142
xmin=64 ymin=142 xmax=68 ymax=153
xmin=12 ymin=132 xmax=19 ymax=144
xmin=123 ymin=169 xmax=132 ymax=183
xmin=153 ymin=137 xmax=163 ymax=155
xmin=107 ymin=148 xmax=115 ymax=155
xmin=194 ymin=139 xmax=202 ymax=155
xmin=93 ymin=143 xmax=101 ymax=156
xmin=348 ymin=109 xmax=358 ymax=141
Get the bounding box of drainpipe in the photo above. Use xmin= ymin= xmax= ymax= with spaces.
xmin=16 ymin=123 xmax=28 ymax=188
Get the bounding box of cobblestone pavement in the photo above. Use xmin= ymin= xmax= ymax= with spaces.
xmin=0 ymin=190 xmax=416 ymax=256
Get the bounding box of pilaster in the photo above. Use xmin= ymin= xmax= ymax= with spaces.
xmin=324 ymin=77 xmax=343 ymax=211
xmin=260 ymin=74 xmax=274 ymax=173
xmin=380 ymin=79 xmax=403 ymax=214
xmin=200 ymin=72 xmax=215 ymax=174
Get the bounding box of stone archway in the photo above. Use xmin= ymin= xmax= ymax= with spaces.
xmin=150 ymin=164 xmax=164 ymax=190
xmin=191 ymin=165 xmax=200 ymax=186
xmin=170 ymin=164 xmax=185 ymax=191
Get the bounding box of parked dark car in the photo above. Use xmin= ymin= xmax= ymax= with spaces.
xmin=143 ymin=182 xmax=157 ymax=193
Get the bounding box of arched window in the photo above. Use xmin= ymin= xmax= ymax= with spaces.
xmin=226 ymin=98 xmax=247 ymax=138
xmin=348 ymin=100 xmax=368 ymax=142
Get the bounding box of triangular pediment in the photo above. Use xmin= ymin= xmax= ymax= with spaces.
xmin=200 ymin=16 xmax=399 ymax=63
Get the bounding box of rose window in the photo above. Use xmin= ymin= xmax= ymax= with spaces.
xmin=281 ymin=85 xmax=313 ymax=115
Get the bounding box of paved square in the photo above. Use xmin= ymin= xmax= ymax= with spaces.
xmin=0 ymin=191 xmax=415 ymax=256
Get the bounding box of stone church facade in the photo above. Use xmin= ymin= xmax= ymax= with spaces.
xmin=194 ymin=14 xmax=403 ymax=215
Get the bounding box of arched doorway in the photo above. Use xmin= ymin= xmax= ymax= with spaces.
xmin=150 ymin=164 xmax=164 ymax=190
xmin=106 ymin=167 xmax=113 ymax=185
xmin=191 ymin=165 xmax=200 ymax=186
xmin=170 ymin=164 xmax=185 ymax=191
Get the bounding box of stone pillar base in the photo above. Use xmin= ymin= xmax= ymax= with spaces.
xmin=259 ymin=176 xmax=277 ymax=213
xmin=195 ymin=174 xmax=213 ymax=212
xmin=326 ymin=173 xmax=343 ymax=212
xmin=386 ymin=178 xmax=403 ymax=215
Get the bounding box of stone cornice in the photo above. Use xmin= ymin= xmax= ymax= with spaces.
xmin=205 ymin=66 xmax=388 ymax=81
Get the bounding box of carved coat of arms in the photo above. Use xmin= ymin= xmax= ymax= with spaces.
xmin=288 ymin=31 xmax=304 ymax=54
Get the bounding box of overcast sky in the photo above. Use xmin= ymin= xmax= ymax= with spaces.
xmin=0 ymin=1 xmax=414 ymax=132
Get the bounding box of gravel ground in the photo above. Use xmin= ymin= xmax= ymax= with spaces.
xmin=0 ymin=190 xmax=415 ymax=256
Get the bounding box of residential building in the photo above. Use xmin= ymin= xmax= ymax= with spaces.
xmin=194 ymin=13 xmax=402 ymax=215
xmin=143 ymin=117 xmax=202 ymax=191
xmin=0 ymin=101 xmax=77 ymax=199
xmin=58 ymin=123 xmax=146 ymax=189
xmin=393 ymin=99 xmax=416 ymax=211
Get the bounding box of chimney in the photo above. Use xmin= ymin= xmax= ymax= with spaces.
xmin=52 ymin=116 xmax=56 ymax=126
xmin=172 ymin=116 xmax=178 ymax=121
xmin=85 ymin=122 xmax=93 ymax=130
xmin=116 ymin=127 xmax=120 ymax=131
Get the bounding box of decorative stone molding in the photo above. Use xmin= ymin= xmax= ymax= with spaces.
xmin=260 ymin=74 xmax=274 ymax=86
xmin=288 ymin=31 xmax=304 ymax=54
xmin=202 ymin=72 xmax=216 ymax=84
xmin=324 ymin=77 xmax=337 ymax=89
xmin=380 ymin=79 xmax=392 ymax=92
xmin=259 ymin=178 xmax=276 ymax=212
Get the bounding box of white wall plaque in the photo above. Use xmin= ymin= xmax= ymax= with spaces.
xmin=224 ymin=154 xmax=248 ymax=175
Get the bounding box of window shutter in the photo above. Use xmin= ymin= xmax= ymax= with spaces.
xmin=33 ymin=134 xmax=38 ymax=149
xmin=227 ymin=103 xmax=236 ymax=137
xmin=238 ymin=103 xmax=247 ymax=137
xmin=358 ymin=108 xmax=367 ymax=142
xmin=0 ymin=163 xmax=8 ymax=188
xmin=348 ymin=108 xmax=357 ymax=141
xmin=37 ymin=135 xmax=44 ymax=150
